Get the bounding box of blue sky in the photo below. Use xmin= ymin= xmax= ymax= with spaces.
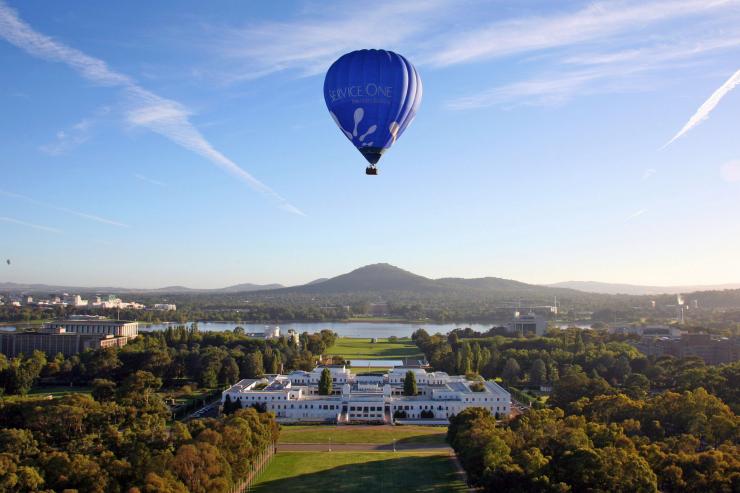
xmin=1 ymin=0 xmax=739 ymax=288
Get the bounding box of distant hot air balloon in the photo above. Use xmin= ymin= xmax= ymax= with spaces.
xmin=324 ymin=49 xmax=422 ymax=175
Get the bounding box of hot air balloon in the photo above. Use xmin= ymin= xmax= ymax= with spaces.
xmin=324 ymin=49 xmax=422 ymax=175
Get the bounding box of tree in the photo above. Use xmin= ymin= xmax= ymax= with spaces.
xmin=219 ymin=357 xmax=240 ymax=386
xmin=613 ymin=355 xmax=632 ymax=383
xmin=118 ymin=370 xmax=163 ymax=408
xmin=1 ymin=351 xmax=47 ymax=395
xmin=242 ymin=352 xmax=264 ymax=379
xmin=530 ymin=358 xmax=547 ymax=387
xmin=404 ymin=370 xmax=417 ymax=396
xmin=92 ymin=378 xmax=117 ymax=402
xmin=318 ymin=367 xmax=332 ymax=395
xmin=502 ymin=358 xmax=521 ymax=385
xmin=222 ymin=394 xmax=238 ymax=415
xmin=624 ymin=373 xmax=650 ymax=399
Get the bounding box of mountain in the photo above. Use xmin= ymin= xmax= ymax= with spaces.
xmin=438 ymin=277 xmax=547 ymax=293
xmin=218 ymin=283 xmax=284 ymax=293
xmin=305 ymin=278 xmax=329 ymax=285
xmin=0 ymin=282 xmax=283 ymax=294
xmin=286 ymin=263 xmax=442 ymax=294
xmin=548 ymin=281 xmax=740 ymax=296
xmin=266 ymin=263 xmax=575 ymax=301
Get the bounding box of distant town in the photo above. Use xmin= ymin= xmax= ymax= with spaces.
xmin=0 ymin=292 xmax=175 ymax=311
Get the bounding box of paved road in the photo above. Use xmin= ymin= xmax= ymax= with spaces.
xmin=277 ymin=442 xmax=454 ymax=452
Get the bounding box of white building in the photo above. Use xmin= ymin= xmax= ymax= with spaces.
xmin=246 ymin=326 xmax=280 ymax=340
xmin=90 ymin=295 xmax=145 ymax=310
xmin=63 ymin=294 xmax=88 ymax=307
xmin=221 ymin=365 xmax=511 ymax=424
xmin=153 ymin=303 xmax=177 ymax=311
xmin=44 ymin=320 xmax=139 ymax=340
xmin=506 ymin=312 xmax=547 ymax=336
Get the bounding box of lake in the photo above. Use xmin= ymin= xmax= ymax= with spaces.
xmin=140 ymin=321 xmax=496 ymax=338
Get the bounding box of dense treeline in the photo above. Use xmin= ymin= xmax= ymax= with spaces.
xmin=0 ymin=392 xmax=278 ymax=492
xmin=433 ymin=328 xmax=740 ymax=492
xmin=0 ymin=325 xmax=346 ymax=491
xmin=0 ymin=325 xmax=337 ymax=397
xmin=412 ymin=327 xmax=740 ymax=411
xmin=448 ymin=394 xmax=739 ymax=492
xmin=413 ymin=328 xmax=641 ymax=386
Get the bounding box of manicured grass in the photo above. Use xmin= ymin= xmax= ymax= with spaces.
xmin=28 ymin=386 xmax=92 ymax=398
xmin=253 ymin=452 xmax=466 ymax=493
xmin=326 ymin=337 xmax=423 ymax=360
xmin=278 ymin=425 xmax=447 ymax=445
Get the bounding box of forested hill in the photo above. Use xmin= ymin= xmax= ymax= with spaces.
xmin=261 ymin=263 xmax=582 ymax=300
xmin=239 ymin=263 xmax=740 ymax=311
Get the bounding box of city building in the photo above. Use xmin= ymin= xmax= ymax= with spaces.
xmin=245 ymin=326 xmax=281 ymax=340
xmin=62 ymin=294 xmax=88 ymax=307
xmin=0 ymin=326 xmax=130 ymax=358
xmin=221 ymin=365 xmax=511 ymax=424
xmin=89 ymin=295 xmax=145 ymax=310
xmin=505 ymin=312 xmax=547 ymax=336
xmin=633 ymin=334 xmax=740 ymax=365
xmin=609 ymin=325 xmax=683 ymax=338
xmin=44 ymin=319 xmax=139 ymax=340
xmin=152 ymin=303 xmax=177 ymax=311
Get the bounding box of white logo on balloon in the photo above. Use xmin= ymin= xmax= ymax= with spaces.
xmin=331 ymin=108 xmax=398 ymax=149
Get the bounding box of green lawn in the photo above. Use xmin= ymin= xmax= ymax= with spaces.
xmin=253 ymin=452 xmax=466 ymax=493
xmin=278 ymin=425 xmax=447 ymax=445
xmin=28 ymin=386 xmax=92 ymax=398
xmin=327 ymin=337 xmax=423 ymax=360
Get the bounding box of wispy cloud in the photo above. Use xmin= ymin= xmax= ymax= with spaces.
xmin=447 ymin=69 xmax=606 ymax=109
xmin=437 ymin=1 xmax=740 ymax=109
xmin=427 ymin=0 xmax=738 ymax=67
xmin=0 ymin=216 xmax=62 ymax=234
xmin=39 ymin=106 xmax=111 ymax=156
xmin=134 ymin=173 xmax=167 ymax=187
xmin=720 ymin=159 xmax=740 ymax=182
xmin=0 ymin=190 xmax=129 ymax=228
xmin=627 ymin=209 xmax=647 ymax=220
xmin=214 ymin=1 xmax=445 ymax=80
xmin=642 ymin=168 xmax=657 ymax=180
xmin=40 ymin=117 xmax=93 ymax=155
xmin=0 ymin=1 xmax=302 ymax=215
xmin=662 ymin=69 xmax=740 ymax=148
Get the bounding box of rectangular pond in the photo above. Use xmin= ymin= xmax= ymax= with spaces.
xmin=348 ymin=359 xmax=404 ymax=367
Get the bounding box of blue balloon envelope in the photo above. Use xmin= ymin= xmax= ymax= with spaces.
xmin=324 ymin=49 xmax=422 ymax=169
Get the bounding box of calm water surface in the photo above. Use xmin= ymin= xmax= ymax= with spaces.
xmin=141 ymin=321 xmax=495 ymax=338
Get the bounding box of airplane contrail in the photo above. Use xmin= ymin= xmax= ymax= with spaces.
xmin=663 ymin=69 xmax=740 ymax=148
xmin=0 ymin=1 xmax=303 ymax=215
xmin=0 ymin=216 xmax=62 ymax=234
xmin=0 ymin=190 xmax=130 ymax=227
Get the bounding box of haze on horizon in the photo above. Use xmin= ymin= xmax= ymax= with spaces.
xmin=1 ymin=0 xmax=740 ymax=289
